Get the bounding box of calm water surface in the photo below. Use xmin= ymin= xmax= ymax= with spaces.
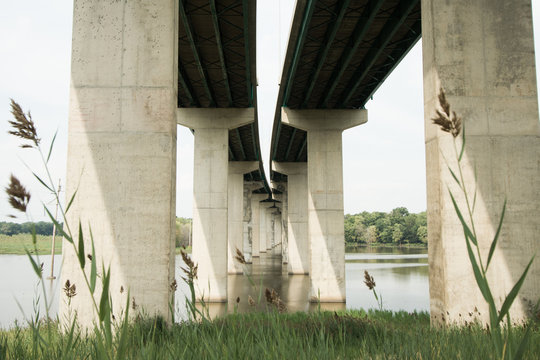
xmin=0 ymin=247 xmax=428 ymax=329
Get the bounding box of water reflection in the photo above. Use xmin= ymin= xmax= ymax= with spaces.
xmin=1 ymin=247 xmax=429 ymax=329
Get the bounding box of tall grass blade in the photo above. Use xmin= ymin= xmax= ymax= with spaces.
xmin=65 ymin=190 xmax=77 ymax=214
xmin=463 ymin=232 xmax=491 ymax=303
xmin=25 ymin=248 xmax=42 ymax=277
xmin=486 ymin=199 xmax=506 ymax=270
xmin=77 ymin=221 xmax=86 ymax=269
xmin=45 ymin=206 xmax=72 ymax=243
xmin=89 ymin=226 xmax=97 ymax=293
xmin=448 ymin=167 xmax=461 ymax=186
xmin=46 ymin=129 xmax=58 ymax=163
xmin=449 ymin=190 xmax=477 ymax=246
xmin=99 ymin=266 xmax=111 ymax=322
xmin=458 ymin=126 xmax=466 ymax=161
xmin=32 ymin=172 xmax=53 ymax=193
xmin=497 ymin=256 xmax=535 ymax=324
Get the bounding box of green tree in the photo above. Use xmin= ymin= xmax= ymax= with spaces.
xmin=392 ymin=223 xmax=404 ymax=245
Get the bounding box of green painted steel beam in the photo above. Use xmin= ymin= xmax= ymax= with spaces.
xmin=210 ymin=0 xmax=233 ymax=106
xmin=318 ymin=0 xmax=385 ymax=108
xmin=282 ymin=0 xmax=317 ymax=107
xmin=295 ymin=133 xmax=307 ymax=161
xmin=301 ymin=0 xmax=351 ymax=108
xmin=284 ymin=128 xmax=297 ymax=161
xmin=339 ymin=0 xmax=419 ymax=107
xmin=242 ymin=0 xmax=253 ymax=107
xmin=229 ymin=146 xmax=236 ymax=161
xmin=178 ymin=62 xmax=199 ymax=107
xmin=250 ymin=123 xmax=259 ymax=161
xmin=360 ymin=20 xmax=421 ymax=107
xmin=235 ymin=127 xmax=247 ymax=160
xmin=179 ymin=0 xmax=216 ymax=107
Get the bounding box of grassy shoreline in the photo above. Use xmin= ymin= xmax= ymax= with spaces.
xmin=1 ymin=310 xmax=538 ymax=359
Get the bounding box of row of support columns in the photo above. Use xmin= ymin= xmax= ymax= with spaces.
xmin=62 ymin=0 xmax=538 ymax=328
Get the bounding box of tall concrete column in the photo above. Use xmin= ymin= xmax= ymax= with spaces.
xmin=259 ymin=200 xmax=274 ymax=253
xmin=273 ymin=186 xmax=289 ymax=263
xmin=282 ymin=108 xmax=367 ymax=302
xmin=273 ymin=162 xmax=309 ymax=274
xmin=422 ymin=0 xmax=540 ymax=324
xmin=273 ymin=211 xmax=282 ymax=256
xmin=178 ymin=108 xmax=254 ymax=301
xmin=266 ymin=206 xmax=275 ymax=251
xmin=251 ymin=194 xmax=266 ymax=257
xmin=61 ymin=1 xmax=178 ymax=327
xmin=227 ymin=162 xmax=258 ymax=274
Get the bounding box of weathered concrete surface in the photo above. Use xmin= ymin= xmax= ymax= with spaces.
xmin=272 ymin=184 xmax=289 ymax=263
xmin=178 ymin=108 xmax=254 ymax=301
xmin=61 ymin=0 xmax=178 ymax=327
xmin=273 ymin=162 xmax=309 ymax=274
xmin=228 ymin=162 xmax=258 ymax=274
xmin=282 ymin=108 xmax=367 ymax=302
xmin=250 ymin=194 xmax=267 ymax=257
xmin=422 ymin=0 xmax=540 ymax=324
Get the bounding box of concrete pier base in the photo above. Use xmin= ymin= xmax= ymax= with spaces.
xmin=61 ymin=0 xmax=178 ymax=327
xmin=282 ymin=109 xmax=367 ymax=302
xmin=227 ymin=162 xmax=258 ymax=274
xmin=273 ymin=162 xmax=309 ymax=274
xmin=422 ymin=0 xmax=540 ymax=324
xmin=178 ymin=108 xmax=254 ymax=302
xmin=250 ymin=194 xmax=266 ymax=257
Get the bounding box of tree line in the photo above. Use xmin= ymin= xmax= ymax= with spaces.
xmin=345 ymin=207 xmax=427 ymax=245
xmin=0 ymin=221 xmax=61 ymax=236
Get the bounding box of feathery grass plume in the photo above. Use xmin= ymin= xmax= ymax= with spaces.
xmin=169 ymin=279 xmax=177 ymax=292
xmin=5 ymin=174 xmax=31 ymax=213
xmin=234 ymin=248 xmax=247 ymax=264
xmin=8 ymin=99 xmax=40 ymax=147
xmin=431 ymin=88 xmax=462 ymax=138
xmin=63 ymin=280 xmax=77 ymax=299
xmin=265 ymin=288 xmax=286 ymax=313
xmin=363 ymin=270 xmax=376 ymax=290
xmin=248 ymin=295 xmax=255 ymax=306
xmin=364 ymin=270 xmax=383 ymax=311
xmin=180 ymin=249 xmax=198 ymax=282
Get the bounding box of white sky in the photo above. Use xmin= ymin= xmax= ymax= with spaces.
xmin=1 ymin=1 xmax=539 ymax=222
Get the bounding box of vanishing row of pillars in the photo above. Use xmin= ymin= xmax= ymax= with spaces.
xmin=62 ymin=0 xmax=538 ymax=328
xmin=177 ymin=107 xmax=367 ymax=303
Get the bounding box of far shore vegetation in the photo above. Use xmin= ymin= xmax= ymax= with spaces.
xmin=0 ymin=208 xmax=426 ymax=255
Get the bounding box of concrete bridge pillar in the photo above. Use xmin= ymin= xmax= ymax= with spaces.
xmin=227 ymin=162 xmax=258 ymax=274
xmin=250 ymin=193 xmax=267 ymax=257
xmin=282 ymin=108 xmax=367 ymax=302
xmin=178 ymin=108 xmax=254 ymax=302
xmin=422 ymin=0 xmax=540 ymax=324
xmin=273 ymin=185 xmax=289 ymax=264
xmin=242 ymin=184 xmax=260 ymax=264
xmin=61 ymin=0 xmax=179 ymax=326
xmin=273 ymin=162 xmax=309 ymax=274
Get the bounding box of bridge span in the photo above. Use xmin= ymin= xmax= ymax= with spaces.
xmin=62 ymin=0 xmax=539 ymax=327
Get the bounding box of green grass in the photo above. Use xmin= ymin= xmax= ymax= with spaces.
xmin=1 ymin=310 xmax=538 ymax=359
xmin=0 ymin=234 xmax=62 ymax=255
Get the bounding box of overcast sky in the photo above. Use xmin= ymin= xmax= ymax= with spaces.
xmin=1 ymin=1 xmax=539 ymax=222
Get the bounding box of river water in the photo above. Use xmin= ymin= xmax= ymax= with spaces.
xmin=0 ymin=247 xmax=428 ymax=329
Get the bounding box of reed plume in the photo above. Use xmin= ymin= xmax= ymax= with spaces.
xmin=8 ymin=99 xmax=40 ymax=147
xmin=431 ymin=88 xmax=462 ymax=138
xmin=5 ymin=174 xmax=31 ymax=213
xmin=234 ymin=248 xmax=247 ymax=264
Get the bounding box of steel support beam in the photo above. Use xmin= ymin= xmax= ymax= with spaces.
xmin=179 ymin=0 xmax=216 ymax=106
xmin=318 ymin=0 xmax=384 ymax=108
xmin=210 ymin=0 xmax=233 ymax=106
xmin=339 ymin=0 xmax=419 ymax=107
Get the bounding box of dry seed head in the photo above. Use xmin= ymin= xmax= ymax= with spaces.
xmin=364 ymin=270 xmax=376 ymax=290
xmin=180 ymin=249 xmax=198 ymax=282
xmin=63 ymin=280 xmax=77 ymax=298
xmin=234 ymin=248 xmax=247 ymax=264
xmin=431 ymin=88 xmax=462 ymax=138
xmin=170 ymin=279 xmax=177 ymax=292
xmin=248 ymin=295 xmax=255 ymax=306
xmin=8 ymin=99 xmax=40 ymax=147
xmin=5 ymin=174 xmax=31 ymax=213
